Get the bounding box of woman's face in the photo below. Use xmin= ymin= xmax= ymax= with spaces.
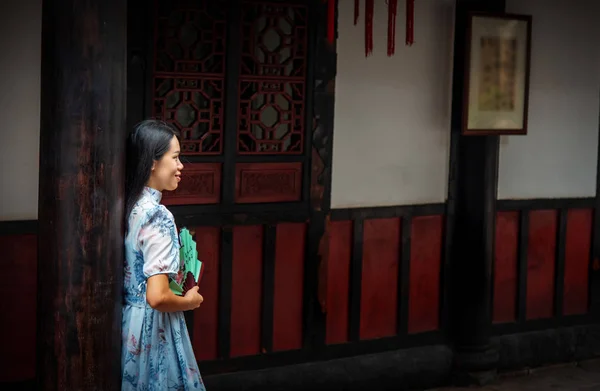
xmin=148 ymin=136 xmax=184 ymax=192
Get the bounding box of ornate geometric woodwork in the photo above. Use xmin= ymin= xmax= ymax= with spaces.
xmin=237 ymin=1 xmax=308 ymax=155
xmin=235 ymin=162 xmax=302 ymax=203
xmin=151 ymin=0 xmax=312 ymax=208
xmin=153 ymin=77 xmax=225 ymax=155
xmin=237 ymin=80 xmax=305 ymax=154
xmin=152 ymin=0 xmax=227 ymax=155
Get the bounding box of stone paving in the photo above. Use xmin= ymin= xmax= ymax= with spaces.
xmin=428 ymin=360 xmax=600 ymax=391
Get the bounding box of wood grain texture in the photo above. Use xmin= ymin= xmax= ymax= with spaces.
xmin=37 ymin=0 xmax=127 ymax=388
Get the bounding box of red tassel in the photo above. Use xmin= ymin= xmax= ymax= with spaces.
xmin=365 ymin=0 xmax=374 ymax=56
xmin=354 ymin=0 xmax=360 ymax=25
xmin=387 ymin=0 xmax=398 ymax=56
xmin=406 ymin=0 xmax=414 ymax=46
xmin=327 ymin=0 xmax=335 ymax=44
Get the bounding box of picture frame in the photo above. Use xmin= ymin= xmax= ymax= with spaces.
xmin=462 ymin=12 xmax=532 ymax=136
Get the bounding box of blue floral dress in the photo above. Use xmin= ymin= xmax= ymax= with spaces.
xmin=122 ymin=186 xmax=205 ymax=391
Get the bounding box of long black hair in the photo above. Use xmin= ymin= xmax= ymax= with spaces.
xmin=125 ymin=119 xmax=180 ymax=230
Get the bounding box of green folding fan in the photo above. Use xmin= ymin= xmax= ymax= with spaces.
xmin=170 ymin=228 xmax=204 ymax=296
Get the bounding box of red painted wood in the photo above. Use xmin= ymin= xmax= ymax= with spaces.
xmin=408 ymin=215 xmax=443 ymax=334
xmin=563 ymin=209 xmax=592 ymax=315
xmin=272 ymin=223 xmax=306 ymax=351
xmin=325 ymin=220 xmax=352 ymax=345
xmin=234 ymin=162 xmax=302 ymax=203
xmin=360 ymin=218 xmax=400 ymax=340
xmin=192 ymin=227 xmax=220 ymax=361
xmin=162 ymin=163 xmax=221 ymax=205
xmin=527 ymin=210 xmax=557 ymax=320
xmin=0 ymin=234 xmax=37 ymax=382
xmin=230 ymin=225 xmax=263 ymax=357
xmin=493 ymin=211 xmax=519 ymax=323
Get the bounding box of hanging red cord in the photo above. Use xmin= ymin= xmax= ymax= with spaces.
xmin=387 ymin=0 xmax=398 ymax=56
xmin=365 ymin=0 xmax=374 ymax=56
xmin=406 ymin=0 xmax=414 ymax=46
xmin=327 ymin=0 xmax=335 ymax=44
xmin=354 ymin=0 xmax=360 ymax=25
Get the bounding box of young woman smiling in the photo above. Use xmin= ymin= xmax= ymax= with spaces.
xmin=122 ymin=119 xmax=206 ymax=390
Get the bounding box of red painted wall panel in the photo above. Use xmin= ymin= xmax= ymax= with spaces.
xmin=359 ymin=218 xmax=400 ymax=340
xmin=408 ymin=215 xmax=443 ymax=334
xmin=325 ymin=220 xmax=352 ymax=345
xmin=192 ymin=227 xmax=221 ymax=361
xmin=272 ymin=223 xmax=306 ymax=351
xmin=493 ymin=211 xmax=519 ymax=323
xmin=230 ymin=225 xmax=263 ymax=357
xmin=527 ymin=210 xmax=557 ymax=320
xmin=563 ymin=208 xmax=592 ymax=316
xmin=0 ymin=234 xmax=37 ymax=382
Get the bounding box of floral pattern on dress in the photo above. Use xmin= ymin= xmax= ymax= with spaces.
xmin=122 ymin=186 xmax=205 ymax=391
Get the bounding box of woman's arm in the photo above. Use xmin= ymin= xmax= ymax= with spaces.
xmin=140 ymin=205 xmax=204 ymax=312
xmin=146 ymin=274 xmax=203 ymax=312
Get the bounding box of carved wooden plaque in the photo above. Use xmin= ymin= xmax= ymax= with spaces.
xmin=235 ymin=162 xmax=302 ymax=203
xmin=162 ymin=163 xmax=221 ymax=205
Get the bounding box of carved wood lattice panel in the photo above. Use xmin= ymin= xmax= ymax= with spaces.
xmin=237 ymin=1 xmax=308 ymax=155
xmin=152 ymin=0 xmax=311 ymax=206
xmin=152 ymin=0 xmax=226 ymax=155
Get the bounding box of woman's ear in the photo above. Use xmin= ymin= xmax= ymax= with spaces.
xmin=151 ymin=161 xmax=156 ymax=171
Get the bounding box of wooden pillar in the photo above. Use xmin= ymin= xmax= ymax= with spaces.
xmin=306 ymin=0 xmax=338 ymax=350
xmin=447 ymin=0 xmax=505 ymax=386
xmin=592 ymin=96 xmax=600 ymax=319
xmin=36 ymin=0 xmax=126 ymax=390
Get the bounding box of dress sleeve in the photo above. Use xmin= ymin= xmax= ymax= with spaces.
xmin=138 ymin=205 xmax=181 ymax=279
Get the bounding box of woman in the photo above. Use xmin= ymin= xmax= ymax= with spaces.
xmin=122 ymin=119 xmax=206 ymax=390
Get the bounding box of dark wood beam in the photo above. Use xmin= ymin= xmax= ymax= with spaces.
xmin=303 ymin=0 xmax=338 ymax=350
xmin=37 ymin=0 xmax=127 ymax=389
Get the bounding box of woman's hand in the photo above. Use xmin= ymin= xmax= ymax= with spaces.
xmin=184 ymin=286 xmax=204 ymax=310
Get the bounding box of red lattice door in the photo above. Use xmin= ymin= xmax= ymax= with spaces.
xmin=141 ymin=0 xmax=317 ymax=366
xmin=150 ymin=0 xmax=311 ymax=210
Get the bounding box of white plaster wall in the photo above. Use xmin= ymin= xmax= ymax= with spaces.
xmin=0 ymin=0 xmax=41 ymax=220
xmin=498 ymin=0 xmax=600 ymax=199
xmin=331 ymin=0 xmax=455 ymax=208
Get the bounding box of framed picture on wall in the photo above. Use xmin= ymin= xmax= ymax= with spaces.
xmin=462 ymin=12 xmax=532 ymax=136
